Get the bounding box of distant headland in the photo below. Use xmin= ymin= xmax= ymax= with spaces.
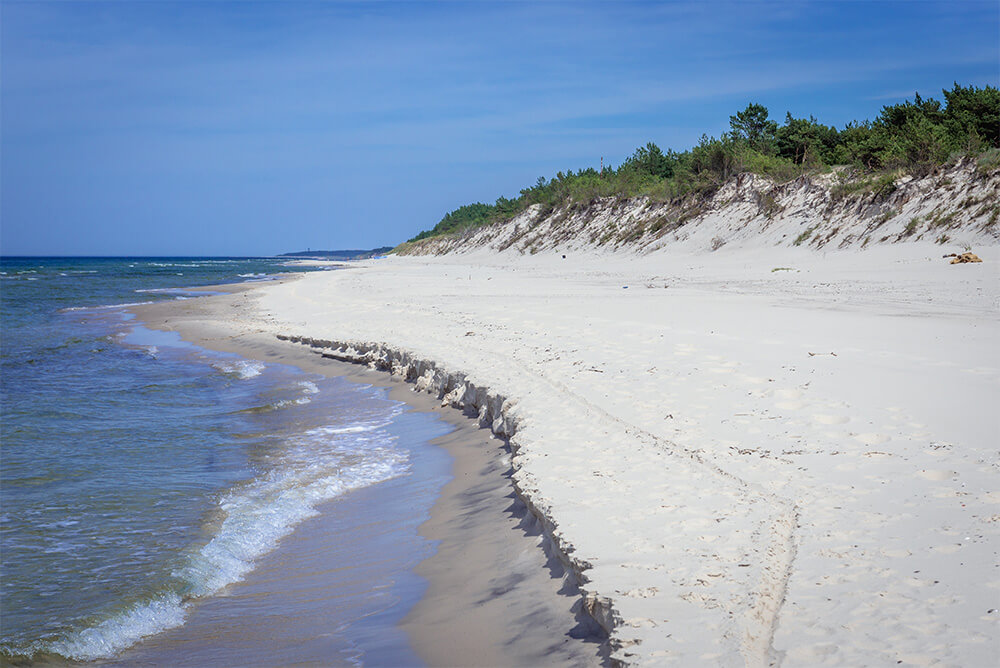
xmin=279 ymin=247 xmax=393 ymax=260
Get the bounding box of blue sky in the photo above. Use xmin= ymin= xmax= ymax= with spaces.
xmin=2 ymin=1 xmax=997 ymax=256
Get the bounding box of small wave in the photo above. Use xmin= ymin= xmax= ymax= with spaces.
xmin=211 ymin=359 xmax=264 ymax=380
xmin=135 ymin=287 xmax=227 ymax=297
xmin=41 ymin=593 xmax=188 ymax=662
xmin=147 ymin=261 xmax=243 ymax=267
xmin=15 ymin=427 xmax=408 ymax=662
xmin=236 ymin=396 xmax=312 ymax=413
xmin=306 ymin=422 xmax=391 ymax=436
xmin=283 ymin=397 xmax=313 ymax=407
xmin=61 ymin=301 xmax=154 ymax=312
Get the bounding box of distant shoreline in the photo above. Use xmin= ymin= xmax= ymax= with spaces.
xmin=278 ymin=247 xmax=393 ymax=260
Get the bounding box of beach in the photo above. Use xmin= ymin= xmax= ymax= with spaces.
xmin=5 ymin=2 xmax=998 ymax=665
xmin=129 ymin=287 xmax=606 ymax=667
xmin=129 ymin=243 xmax=999 ymax=665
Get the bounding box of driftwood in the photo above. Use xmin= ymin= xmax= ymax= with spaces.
xmin=943 ymin=252 xmax=983 ymax=264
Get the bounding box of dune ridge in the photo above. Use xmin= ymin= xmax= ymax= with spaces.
xmin=399 ymin=159 xmax=998 ymax=257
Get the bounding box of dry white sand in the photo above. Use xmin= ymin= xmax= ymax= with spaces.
xmin=155 ymin=243 xmax=998 ymax=665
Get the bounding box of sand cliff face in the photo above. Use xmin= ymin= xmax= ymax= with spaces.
xmin=400 ymin=160 xmax=999 ymax=256
xmin=272 ymin=336 xmax=624 ymax=640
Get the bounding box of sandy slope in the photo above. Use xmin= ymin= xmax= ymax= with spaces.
xmin=226 ymin=243 xmax=996 ymax=665
xmin=401 ymin=160 xmax=999 ymax=258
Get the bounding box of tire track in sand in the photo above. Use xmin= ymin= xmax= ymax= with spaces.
xmin=500 ymin=353 xmax=800 ymax=667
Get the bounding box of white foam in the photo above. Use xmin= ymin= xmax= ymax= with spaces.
xmin=27 ymin=423 xmax=407 ymax=662
xmin=211 ymin=359 xmax=265 ymax=379
xmin=306 ymin=423 xmax=384 ymax=436
xmin=62 ymin=301 xmax=154 ymax=312
xmin=43 ymin=593 xmax=187 ymax=661
xmin=281 ymin=381 xmax=320 ymax=406
xmin=272 ymin=396 xmax=312 ymax=409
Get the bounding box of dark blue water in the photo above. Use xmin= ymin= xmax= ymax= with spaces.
xmin=0 ymin=258 xmax=449 ymax=664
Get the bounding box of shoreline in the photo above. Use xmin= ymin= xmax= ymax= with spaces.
xmin=125 ymin=242 xmax=999 ymax=665
xmin=126 ymin=285 xmax=607 ymax=666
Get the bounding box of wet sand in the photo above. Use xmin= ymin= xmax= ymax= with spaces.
xmin=121 ymin=286 xmax=605 ymax=667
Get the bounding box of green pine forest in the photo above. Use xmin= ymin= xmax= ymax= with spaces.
xmin=405 ymin=83 xmax=999 ymax=244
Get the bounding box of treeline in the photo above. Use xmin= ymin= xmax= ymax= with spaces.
xmin=407 ymin=83 xmax=999 ymax=242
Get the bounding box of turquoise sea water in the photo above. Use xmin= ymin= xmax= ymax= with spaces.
xmin=0 ymin=258 xmax=448 ymax=664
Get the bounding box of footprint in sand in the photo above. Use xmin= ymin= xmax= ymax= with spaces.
xmin=813 ymin=414 xmax=850 ymax=425
xmin=917 ymin=469 xmax=957 ymax=481
xmin=854 ymin=433 xmax=890 ymax=445
xmin=673 ymin=344 xmax=696 ymax=357
xmin=777 ymin=400 xmax=806 ymax=410
xmin=775 ymin=388 xmax=803 ymax=399
xmin=880 ymin=548 xmax=913 ymax=558
xmin=980 ymin=491 xmax=1000 ymax=504
xmin=903 ymin=576 xmax=934 ymax=588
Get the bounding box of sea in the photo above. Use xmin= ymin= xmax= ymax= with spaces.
xmin=0 ymin=257 xmax=453 ymax=665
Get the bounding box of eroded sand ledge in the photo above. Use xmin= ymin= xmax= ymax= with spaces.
xmin=131 ymin=293 xmax=607 ymax=666
xmin=274 ymin=334 xmax=629 ymax=631
xmin=145 ymin=244 xmax=998 ymax=666
xmin=275 ymin=332 xmax=804 ymax=664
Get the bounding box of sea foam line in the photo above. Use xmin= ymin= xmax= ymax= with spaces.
xmin=16 ymin=428 xmax=408 ymax=662
xmin=61 ymin=301 xmax=155 ymax=312
xmin=211 ymin=359 xmax=265 ymax=379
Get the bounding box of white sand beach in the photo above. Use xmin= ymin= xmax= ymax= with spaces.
xmin=141 ymin=242 xmax=998 ymax=665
